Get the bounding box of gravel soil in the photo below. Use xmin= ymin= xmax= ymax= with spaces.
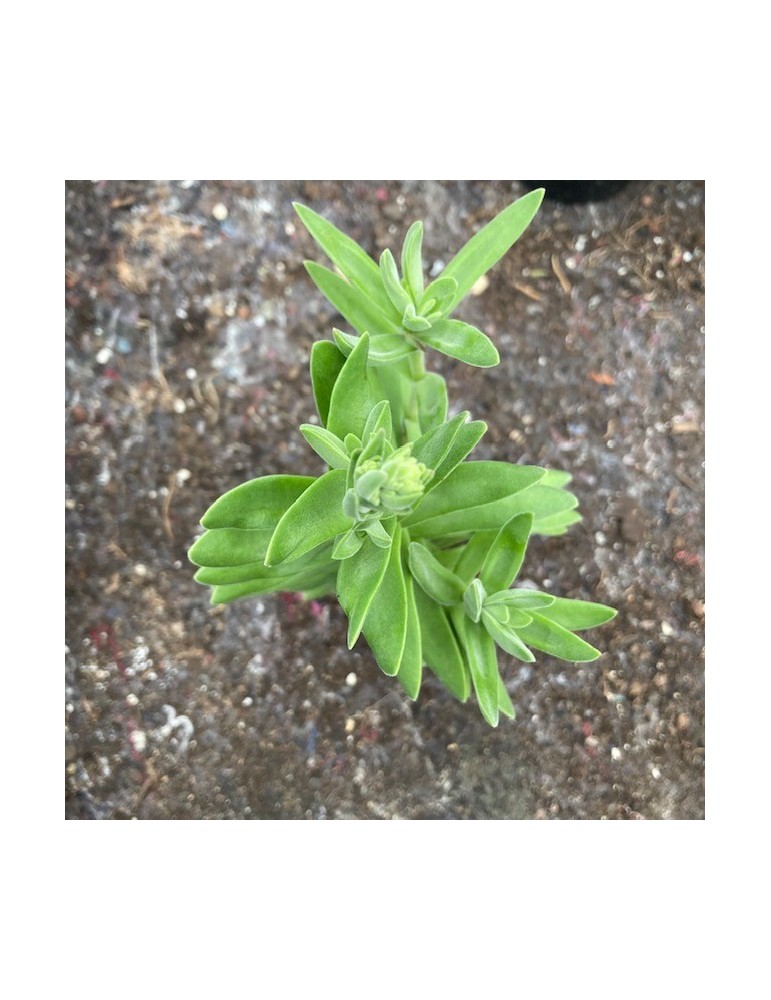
xmin=65 ymin=179 xmax=705 ymax=820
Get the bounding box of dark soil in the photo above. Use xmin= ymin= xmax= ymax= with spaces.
xmin=65 ymin=180 xmax=705 ymax=819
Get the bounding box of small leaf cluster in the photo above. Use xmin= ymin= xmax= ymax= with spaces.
xmin=189 ymin=190 xmax=615 ymax=726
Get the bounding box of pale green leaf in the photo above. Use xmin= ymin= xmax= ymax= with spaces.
xmin=536 ymin=598 xmax=617 ymax=631
xmin=310 ymin=340 xmax=346 ymax=426
xmin=362 ymin=525 xmax=408 ymax=676
xmin=265 ymin=470 xmax=351 ymax=566
xmin=397 ymin=575 xmax=422 ymax=700
xmin=408 ymin=542 xmax=465 ymax=606
xmin=516 ymin=613 xmax=602 ymax=662
xmin=379 ymin=248 xmax=413 ymax=313
xmin=189 ymin=527 xmax=273 ymax=567
xmin=299 ymin=424 xmax=350 ymax=470
xmin=293 ymin=203 xmax=399 ymax=319
xmin=401 ymin=221 xmax=424 ymax=303
xmin=413 ymin=587 xmax=470 ymax=702
xmin=481 ymin=610 xmax=535 ymax=662
xmin=453 ymin=611 xmax=500 ymax=727
xmin=326 ymin=333 xmax=379 ymax=440
xmin=441 ymin=189 xmax=545 ymax=311
xmin=418 ymin=319 xmax=499 ymax=368
xmin=305 ymin=260 xmax=401 ymax=337
xmin=430 ymin=420 xmax=487 ymax=486
xmin=338 ymin=530 xmax=394 ymax=647
xmin=201 ymin=475 xmax=314 ymax=530
xmin=479 ymin=513 xmax=533 ymax=592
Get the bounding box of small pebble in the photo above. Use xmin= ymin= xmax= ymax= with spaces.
xmin=611 ymin=747 xmax=622 ymax=761
xmin=176 ymin=468 xmax=192 ymax=485
xmin=345 ymin=718 xmax=356 ymax=734
xmin=345 ymin=672 xmax=357 ymax=688
xmin=651 ymin=766 xmax=661 ymax=780
xmin=185 ymin=367 xmax=197 ymax=380
xmin=134 ymin=563 xmax=148 ymax=578
xmin=212 ymin=202 xmax=228 ymax=221
xmin=661 ymin=620 xmax=676 ymax=637
xmin=470 ymin=275 xmax=490 ymax=296
xmin=173 ymin=398 xmax=186 ymax=414
xmin=96 ymin=347 xmax=112 ymax=365
xmin=242 ymin=696 xmax=253 ymax=708
xmin=126 ymin=693 xmax=139 ymax=707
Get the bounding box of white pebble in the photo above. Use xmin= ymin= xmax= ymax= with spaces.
xmin=345 ymin=672 xmax=358 ymax=688
xmin=611 ymin=747 xmax=622 ymax=761
xmin=242 ymin=696 xmax=253 ymax=708
xmin=173 ymin=398 xmax=186 ymax=414
xmin=651 ymin=766 xmax=661 ymax=780
xmin=212 ymin=202 xmax=228 ymax=221
xmin=470 ymin=275 xmax=490 ymax=296
xmin=96 ymin=347 xmax=112 ymax=364
xmin=661 ymin=620 xmax=675 ymax=637
xmin=134 ymin=563 xmax=148 ymax=577
xmin=126 ymin=693 xmax=139 ymax=707
xmin=130 ymin=730 xmax=147 ymax=753
xmin=185 ymin=367 xmax=197 ymax=380
xmin=176 ymin=468 xmax=191 ymax=485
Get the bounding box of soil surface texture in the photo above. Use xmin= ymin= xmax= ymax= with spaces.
xmin=65 ymin=180 xmax=705 ymax=820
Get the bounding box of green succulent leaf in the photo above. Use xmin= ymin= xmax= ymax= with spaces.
xmin=332 ymin=328 xmax=417 ymax=366
xmin=441 ymin=188 xmax=545 ymax=311
xmin=417 ymin=319 xmax=499 ymax=368
xmin=361 ymin=525 xmax=408 ymax=676
xmin=362 ymin=399 xmax=393 ymax=444
xmin=338 ymin=530 xmax=394 ymax=648
xmin=397 ymin=574 xmax=423 ymax=700
xmin=540 ymin=469 xmax=573 ymax=489
xmin=401 ymin=221 xmax=424 ymax=303
xmin=420 ymin=276 xmax=458 ymax=315
xmin=406 ymin=462 xmax=546 ymax=538
xmin=293 ymin=202 xmax=400 ymax=320
xmin=463 ymin=578 xmax=486 ymax=623
xmin=200 ymin=475 xmax=315 ymax=530
xmin=210 ymin=564 xmax=337 ymax=606
xmin=265 ymin=469 xmax=351 ymax=566
xmin=497 ymin=677 xmax=516 ymax=719
xmin=481 ymin=610 xmax=536 ymax=662
xmin=310 ymin=340 xmax=346 ymax=427
xmin=449 ymin=530 xmax=496 ymax=583
xmin=305 ymin=260 xmax=402 ymax=338
xmin=453 ymin=610 xmax=500 ymax=727
xmin=515 ymin=612 xmax=602 ymax=662
xmin=189 ymin=527 xmax=274 ymax=567
xmin=532 ymin=510 xmax=583 ymax=536
xmin=479 ymin=513 xmax=534 ymax=593
xmin=415 ymin=372 xmax=449 ymax=433
xmin=413 ymin=587 xmax=470 ymax=702
xmin=332 ymin=529 xmax=365 ymax=560
xmin=402 ymin=303 xmax=433 ymax=333
xmin=409 ymin=411 xmax=468 ymax=474
xmin=326 ymin=333 xmax=379 ymax=440
xmin=379 ymin=248 xmax=413 ymax=313
xmin=299 ymin=424 xmax=350 ymax=470
xmin=363 ymin=518 xmax=393 ymax=548
xmin=430 ymin=420 xmax=487 ymax=486
xmin=535 ymin=598 xmax=617 ymax=631
xmin=485 ymin=589 xmax=556 ymax=610
xmin=408 ymin=542 xmax=466 ymax=606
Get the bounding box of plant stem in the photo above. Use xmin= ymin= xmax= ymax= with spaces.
xmin=402 ymin=348 xmax=426 ymax=444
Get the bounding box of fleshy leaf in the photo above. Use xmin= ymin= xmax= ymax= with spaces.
xmin=201 ymin=475 xmax=314 ymax=530
xmin=463 ymin=578 xmax=486 ymax=623
xmin=210 ymin=565 xmax=337 ymax=605
xmin=338 ymin=529 xmax=394 ymax=647
xmin=405 ymin=462 xmax=546 ymax=537
xmin=331 ymin=529 xmax=364 ymax=560
xmin=430 ymin=420 xmax=487 ymax=486
xmin=533 ymin=510 xmax=583 ymax=536
xmin=310 ymin=340 xmax=346 ymax=426
xmin=397 ymin=575 xmax=422 ymax=700
xmin=441 ymin=189 xmax=545 ymax=311
xmin=417 ymin=319 xmax=499 ymax=368
xmin=481 ymin=610 xmax=536 ymax=662
xmin=304 ymin=260 xmax=401 ymax=338
xmin=415 ymin=372 xmax=448 ymax=433
xmin=420 ymin=275 xmax=458 ymax=315
xmin=408 ymin=542 xmax=465 ymax=606
xmin=326 ymin=333 xmax=379 ymax=440
xmin=452 ymin=530 xmax=497 ymax=583
xmin=401 ymin=221 xmax=424 ymax=303
xmin=479 ymin=513 xmax=534 ymax=592
xmin=362 ymin=399 xmax=393 ymax=444
xmin=515 ymin=613 xmax=602 ymax=662
xmin=293 ymin=202 xmax=399 ymax=320
xmin=413 ymin=587 xmax=470 ymax=702
xmin=497 ymin=677 xmax=516 ymax=719
xmin=265 ymin=470 xmax=351 ymax=566
xmin=409 ymin=411 xmax=468 ymax=474
xmin=453 ymin=611 xmax=500 ymax=727
xmin=379 ymin=248 xmax=412 ymax=313
xmin=535 ymin=598 xmax=617 ymax=631
xmin=334 ymin=328 xmax=416 ymax=366
xmin=361 ymin=525 xmax=408 ymax=676
xmin=189 ymin=527 xmax=273 ymax=567
xmin=299 ymin=425 xmax=350 ymax=470
xmin=485 ymin=589 xmax=556 ymax=610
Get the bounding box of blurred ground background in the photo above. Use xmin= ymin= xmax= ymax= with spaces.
xmin=65 ymin=180 xmax=704 ymax=819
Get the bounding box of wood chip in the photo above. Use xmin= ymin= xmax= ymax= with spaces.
xmin=671 ymin=420 xmax=700 ymax=434
xmin=513 ymin=282 xmax=542 ymax=301
xmin=551 ymin=254 xmax=572 ymax=295
xmin=589 ymin=371 xmax=616 ymax=386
